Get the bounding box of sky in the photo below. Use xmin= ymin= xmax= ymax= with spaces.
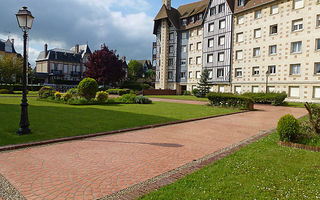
xmin=0 ymin=0 xmax=196 ymax=67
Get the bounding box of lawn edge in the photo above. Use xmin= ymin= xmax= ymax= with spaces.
xmin=99 ymin=128 xmax=276 ymax=200
xmin=278 ymin=141 xmax=320 ymax=152
xmin=0 ymin=110 xmax=248 ymax=152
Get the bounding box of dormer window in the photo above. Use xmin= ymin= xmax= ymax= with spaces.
xmin=191 ymin=16 xmax=195 ymax=23
xmin=238 ymin=0 xmax=245 ymax=7
xmin=198 ymin=13 xmax=203 ymax=20
xmin=182 ymin=19 xmax=187 ymax=26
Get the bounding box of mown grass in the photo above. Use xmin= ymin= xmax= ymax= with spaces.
xmin=140 ymin=132 xmax=320 ymax=199
xmin=0 ymin=97 xmax=238 ymax=146
xmin=147 ymin=95 xmax=208 ymax=102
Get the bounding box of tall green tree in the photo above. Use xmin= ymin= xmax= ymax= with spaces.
xmin=0 ymin=55 xmax=23 ymax=84
xmin=197 ymin=69 xmax=210 ymax=97
xmin=127 ymin=60 xmax=143 ymax=81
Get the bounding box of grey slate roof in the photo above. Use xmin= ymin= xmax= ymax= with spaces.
xmin=0 ymin=39 xmax=17 ymax=54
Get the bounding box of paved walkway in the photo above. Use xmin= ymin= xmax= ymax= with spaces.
xmin=0 ymin=105 xmax=306 ymax=200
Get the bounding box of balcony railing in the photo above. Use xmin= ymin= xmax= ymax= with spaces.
xmin=50 ymin=70 xmax=63 ymax=76
xmin=71 ymin=71 xmax=81 ymax=77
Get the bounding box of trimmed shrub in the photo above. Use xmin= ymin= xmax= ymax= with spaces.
xmin=96 ymin=91 xmax=109 ymax=102
xmin=0 ymin=89 xmax=12 ymax=94
xmin=67 ymin=88 xmax=78 ymax=96
xmin=134 ymin=95 xmax=152 ymax=104
xmin=183 ymin=91 xmax=192 ymax=96
xmin=107 ymin=89 xmax=130 ymax=96
xmin=242 ymin=92 xmax=287 ymax=106
xmin=121 ymin=93 xmax=136 ymax=104
xmin=54 ymin=92 xmax=63 ymax=100
xmin=62 ymin=93 xmax=72 ymax=101
xmin=77 ymin=78 xmax=98 ymax=100
xmin=192 ymin=88 xmax=201 ymax=97
xmin=39 ymin=86 xmax=55 ymax=99
xmin=277 ymin=114 xmax=300 ymax=142
xmin=206 ymin=92 xmax=254 ymax=110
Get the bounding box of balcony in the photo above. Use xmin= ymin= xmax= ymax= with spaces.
xmin=49 ymin=70 xmax=63 ymax=76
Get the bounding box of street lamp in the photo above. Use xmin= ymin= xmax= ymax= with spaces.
xmin=142 ymin=73 xmax=145 ymax=96
xmin=265 ymin=70 xmax=270 ymax=93
xmin=16 ymin=6 xmax=34 ymax=135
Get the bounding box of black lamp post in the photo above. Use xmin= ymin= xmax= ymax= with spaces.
xmin=16 ymin=6 xmax=34 ymax=135
xmin=265 ymin=70 xmax=270 ymax=93
xmin=142 ymin=73 xmax=145 ymax=96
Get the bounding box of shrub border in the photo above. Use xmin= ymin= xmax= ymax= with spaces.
xmin=278 ymin=141 xmax=320 ymax=152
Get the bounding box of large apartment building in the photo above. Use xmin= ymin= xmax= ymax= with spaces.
xmin=153 ymin=0 xmax=320 ymax=102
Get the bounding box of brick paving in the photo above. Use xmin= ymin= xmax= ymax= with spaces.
xmin=0 ymin=105 xmax=306 ymax=200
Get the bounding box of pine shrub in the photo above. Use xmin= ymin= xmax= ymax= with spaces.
xmin=277 ymin=114 xmax=300 ymax=142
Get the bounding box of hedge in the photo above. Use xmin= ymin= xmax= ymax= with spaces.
xmin=242 ymin=92 xmax=287 ymax=106
xmin=107 ymin=89 xmax=130 ymax=96
xmin=206 ymin=92 xmax=254 ymax=110
xmin=0 ymin=84 xmax=43 ymax=91
xmin=136 ymin=89 xmax=177 ymax=95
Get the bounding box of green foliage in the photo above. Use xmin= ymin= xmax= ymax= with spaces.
xmin=197 ymin=69 xmax=210 ymax=98
xmin=128 ymin=60 xmax=143 ymax=80
xmin=134 ymin=95 xmax=152 ymax=104
xmin=96 ymin=91 xmax=109 ymax=102
xmin=183 ymin=91 xmax=192 ymax=96
xmin=54 ymin=92 xmax=63 ymax=100
xmin=277 ymin=114 xmax=300 ymax=142
xmin=39 ymin=86 xmax=55 ymax=99
xmin=121 ymin=93 xmax=137 ymax=104
xmin=120 ymin=81 xmax=151 ymax=91
xmin=0 ymin=89 xmax=13 ymax=94
xmin=0 ymin=84 xmax=42 ymax=91
xmin=77 ymin=78 xmax=98 ymax=100
xmin=62 ymin=93 xmax=72 ymax=101
xmin=107 ymin=89 xmax=130 ymax=95
xmin=67 ymin=88 xmax=78 ymax=95
xmin=242 ymin=92 xmax=287 ymax=106
xmin=0 ymin=55 xmax=23 ymax=84
xmin=192 ymin=88 xmax=201 ymax=97
xmin=206 ymin=92 xmax=254 ymax=110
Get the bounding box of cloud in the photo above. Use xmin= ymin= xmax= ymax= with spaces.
xmin=0 ymin=0 xmax=155 ymax=66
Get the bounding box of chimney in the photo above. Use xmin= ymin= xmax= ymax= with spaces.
xmin=44 ymin=43 xmax=48 ymax=58
xmin=75 ymin=44 xmax=79 ymax=53
xmin=162 ymin=0 xmax=171 ymax=9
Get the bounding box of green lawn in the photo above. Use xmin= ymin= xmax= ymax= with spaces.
xmin=140 ymin=132 xmax=320 ymax=199
xmin=0 ymin=97 xmax=238 ymax=146
xmin=147 ymin=95 xmax=208 ymax=102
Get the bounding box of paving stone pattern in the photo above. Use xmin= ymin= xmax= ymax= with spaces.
xmin=0 ymin=105 xmax=306 ymax=200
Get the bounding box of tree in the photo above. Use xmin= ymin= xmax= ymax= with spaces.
xmin=0 ymin=55 xmax=23 ymax=84
xmin=127 ymin=60 xmax=143 ymax=81
xmin=197 ymin=69 xmax=210 ymax=97
xmin=84 ymin=45 xmax=126 ymax=88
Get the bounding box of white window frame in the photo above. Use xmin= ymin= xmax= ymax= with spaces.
xmin=219 ymin=19 xmax=226 ymax=29
xmin=269 ymin=45 xmax=277 ymax=55
xmin=196 ymin=71 xmax=201 ymax=79
xmin=238 ymin=15 xmax=244 ymax=24
xmin=254 ymin=28 xmax=261 ymax=38
xmin=291 ymin=41 xmax=302 ymax=53
xmin=196 ymin=56 xmax=201 ymax=65
xmin=207 ymin=54 xmax=213 ymax=63
xmin=217 ymin=68 xmax=224 ymax=78
xmin=316 ymin=38 xmax=320 ymax=51
xmin=314 ymin=86 xmax=320 ymax=98
xmin=293 ymin=0 xmax=304 ymax=9
xmin=218 ymin=52 xmax=225 ymax=62
xmin=253 ymin=47 xmax=261 ymax=57
xmin=289 ymin=86 xmax=300 ymax=98
xmin=197 ymin=42 xmax=202 ymax=50
xmin=189 ymin=71 xmax=193 ymax=78
xmin=218 ymin=36 xmax=225 ymax=46
xmin=208 ymin=38 xmax=214 ymax=48
xmin=252 ymin=66 xmax=260 ymax=76
xmin=270 ymin=24 xmax=278 ymax=35
xmin=235 ymin=68 xmax=242 ymax=77
xmin=315 ymin=62 xmax=320 ymax=74
xmin=292 ymin=19 xmax=303 ymax=32
xmin=209 ymin=23 xmax=214 ymax=32
xmin=255 ymin=10 xmax=262 ymax=19
xmin=268 ymin=65 xmax=276 ymax=74
xmin=236 ymin=50 xmax=243 ymax=60
xmin=270 ymin=5 xmax=279 ymax=14
xmin=236 ymin=32 xmax=244 ymax=42
xmin=290 ymin=64 xmax=301 ymax=75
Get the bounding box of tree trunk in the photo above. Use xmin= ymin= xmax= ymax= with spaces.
xmin=304 ymin=102 xmax=320 ymax=134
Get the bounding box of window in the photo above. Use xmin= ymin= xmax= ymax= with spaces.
xmin=198 ymin=13 xmax=203 ymax=20
xmin=269 ymin=45 xmax=277 ymax=55
xmin=197 ymin=29 xmax=202 ymax=35
xmin=289 ymin=86 xmax=300 ymax=98
xmin=180 ymin=72 xmax=186 ymax=79
xmin=268 ymin=65 xmax=276 ymax=74
xmin=255 ymin=10 xmax=262 ymax=19
xmin=236 ymin=50 xmax=243 ymax=60
xmin=210 ymin=7 xmax=216 ymax=16
xmin=168 ymin=59 xmax=173 ymax=66
xmin=191 ymin=16 xmax=195 ymax=23
xmin=315 ymin=62 xmax=320 ymax=74
xmin=197 ymin=42 xmax=202 ymax=50
xmin=270 ymin=5 xmax=278 ymax=14
xmin=196 ymin=56 xmax=201 ymax=64
xmin=235 ymin=86 xmax=242 ymax=94
xmin=169 ymin=33 xmax=174 ymax=40
xmin=317 ymin=15 xmax=320 ymax=27
xmin=218 ymin=36 xmax=225 ymax=45
xmin=219 ymin=19 xmax=226 ymax=29
xmin=189 ymin=58 xmax=193 ymax=65
xmin=168 ymin=71 xmax=173 ymax=79
xmin=290 ymin=64 xmax=301 ymax=75
xmin=238 ymin=16 xmax=244 ymax=24
xmin=207 ymin=54 xmax=213 ymax=63
xmin=219 ymin=86 xmax=225 ymax=93
xmin=254 ymin=28 xmax=261 ymax=38
xmin=268 ymin=86 xmax=275 ymax=93
xmin=208 ymin=70 xmax=213 ymax=79
xmin=270 ymin=24 xmax=278 ymax=35
xmin=181 ymin=59 xmax=186 ymax=65
xmin=316 ymin=38 xmax=320 ymax=50
xmin=293 ymin=0 xmax=304 ymax=9
xmin=236 ymin=32 xmax=244 ymax=42
xmin=253 ymin=47 xmax=260 ymax=57
xmin=190 ymin=30 xmax=195 ymax=37
xmin=291 ymin=41 xmax=302 ymax=53
xmin=182 ymin=45 xmax=187 ymax=52
xmin=292 ymin=19 xmax=303 ymax=31
xmin=252 ymin=86 xmax=259 ymax=93
xmin=189 ymin=71 xmax=193 ymax=78
xmin=218 ymin=3 xmax=225 ymax=13
xmin=169 ymin=46 xmax=174 ymax=53
xmin=314 ymin=87 xmax=320 ymax=98
xmin=218 ymin=52 xmax=225 ymax=62
xmin=208 ymin=38 xmax=214 ymax=47
xmin=64 ymin=65 xmax=68 ymax=73
xmin=217 ymin=68 xmax=224 ymax=78
xmin=252 ymin=66 xmax=260 ymax=75
xmin=235 ymin=68 xmax=242 ymax=77
xmin=182 ymin=32 xmax=187 ymax=39
xmin=189 ymin=44 xmax=194 ymax=51
xmin=182 ymin=19 xmax=187 ymax=26
xmin=238 ymin=0 xmax=245 ymax=7
xmin=196 ymin=71 xmax=201 ymax=79
xmin=209 ymin=23 xmax=214 ymax=32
